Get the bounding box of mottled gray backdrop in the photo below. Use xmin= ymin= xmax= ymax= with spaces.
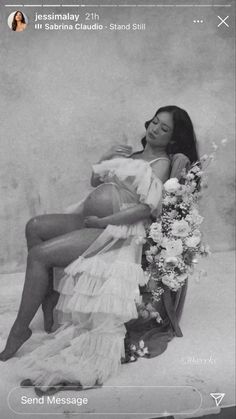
xmin=0 ymin=0 xmax=235 ymax=272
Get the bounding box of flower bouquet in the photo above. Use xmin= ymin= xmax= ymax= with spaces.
xmin=136 ymin=155 xmax=213 ymax=323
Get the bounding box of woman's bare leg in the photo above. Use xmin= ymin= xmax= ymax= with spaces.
xmin=25 ymin=214 xmax=85 ymax=332
xmin=0 ymin=228 xmax=102 ymax=361
xmin=25 ymin=213 xmax=85 ymax=249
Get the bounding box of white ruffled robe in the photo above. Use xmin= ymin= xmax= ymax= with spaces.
xmin=17 ymin=157 xmax=164 ymax=388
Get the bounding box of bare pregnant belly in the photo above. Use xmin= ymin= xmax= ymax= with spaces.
xmin=83 ymin=183 xmax=120 ymax=218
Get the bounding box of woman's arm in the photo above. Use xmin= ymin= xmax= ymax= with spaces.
xmin=84 ymin=204 xmax=151 ymax=228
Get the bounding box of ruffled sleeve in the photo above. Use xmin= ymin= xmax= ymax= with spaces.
xmin=132 ymin=169 xmax=163 ymax=213
xmin=92 ymin=158 xmax=125 ymax=181
xmin=93 ymin=157 xmax=163 ymax=213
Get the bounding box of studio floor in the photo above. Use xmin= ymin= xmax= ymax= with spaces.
xmin=0 ymin=251 xmax=235 ymax=419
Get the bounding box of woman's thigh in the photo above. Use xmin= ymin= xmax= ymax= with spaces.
xmin=32 ymin=228 xmax=102 ymax=268
xmin=26 ymin=213 xmax=84 ymax=245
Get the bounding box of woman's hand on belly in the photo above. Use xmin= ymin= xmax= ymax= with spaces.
xmin=84 ymin=216 xmax=104 ymax=228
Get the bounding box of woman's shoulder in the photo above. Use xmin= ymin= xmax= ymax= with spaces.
xmin=150 ymin=158 xmax=171 ymax=184
xmin=149 ymin=156 xmax=171 ymax=165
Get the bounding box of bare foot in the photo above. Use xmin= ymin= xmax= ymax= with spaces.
xmin=42 ymin=291 xmax=59 ymax=333
xmin=0 ymin=328 xmax=32 ymax=361
xmin=21 ymin=379 xmax=102 ymax=396
xmin=21 ymin=379 xmax=34 ymax=387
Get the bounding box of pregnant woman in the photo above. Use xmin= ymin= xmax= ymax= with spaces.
xmin=0 ymin=106 xmax=198 ymax=391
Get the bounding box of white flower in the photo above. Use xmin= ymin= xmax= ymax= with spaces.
xmin=146 ymin=254 xmax=154 ymax=263
xmin=135 ymin=236 xmax=146 ymax=245
xmin=221 ymin=138 xmax=228 ymax=145
xmin=163 ymin=196 xmax=177 ymax=205
xmin=186 ymin=209 xmax=204 ymax=226
xmin=155 ymin=312 xmax=163 ymax=323
xmin=164 ymin=178 xmax=180 ymax=193
xmin=162 ymin=238 xmax=183 ymax=257
xmin=162 ymin=273 xmax=187 ymax=291
xmin=162 ymin=273 xmax=178 ymax=290
xmin=193 ymin=229 xmax=201 ymax=237
xmin=172 ymin=220 xmax=191 ymax=237
xmin=149 ymin=245 xmax=158 ymax=255
xmin=168 ymin=210 xmax=178 ymax=219
xmin=211 ymin=141 xmax=218 ymax=151
xmin=185 ymin=236 xmax=201 ymax=248
xmin=182 ymin=195 xmax=192 ymax=205
xmin=149 ymin=222 xmax=163 ymax=244
xmin=189 ymin=181 xmax=197 ymax=192
xmin=169 ymin=196 xmax=177 ymax=204
xmin=191 ymin=165 xmax=201 ymax=174
xmin=139 ymin=340 xmax=145 ymax=349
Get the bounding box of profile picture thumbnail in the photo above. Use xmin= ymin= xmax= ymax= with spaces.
xmin=8 ymin=11 xmax=28 ymax=32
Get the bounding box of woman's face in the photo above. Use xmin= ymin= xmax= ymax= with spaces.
xmin=15 ymin=12 xmax=23 ymax=21
xmin=146 ymin=111 xmax=174 ymax=148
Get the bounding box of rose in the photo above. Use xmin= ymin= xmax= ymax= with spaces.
xmin=185 ymin=236 xmax=201 ymax=248
xmin=149 ymin=222 xmax=163 ymax=244
xmin=162 ymin=238 xmax=183 ymax=257
xmin=172 ymin=220 xmax=191 ymax=237
xmin=164 ymin=178 xmax=180 ymax=193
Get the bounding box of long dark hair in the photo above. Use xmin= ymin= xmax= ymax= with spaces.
xmin=140 ymin=106 xmax=199 ymax=163
xmin=12 ymin=11 xmax=25 ymax=31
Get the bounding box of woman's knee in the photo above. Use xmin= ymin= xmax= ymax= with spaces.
xmin=27 ymin=244 xmax=52 ymax=268
xmin=25 ymin=216 xmax=42 ymax=242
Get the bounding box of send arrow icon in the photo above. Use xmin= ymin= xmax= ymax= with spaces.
xmin=210 ymin=393 xmax=225 ymax=406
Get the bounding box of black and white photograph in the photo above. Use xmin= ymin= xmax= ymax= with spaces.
xmin=0 ymin=1 xmax=235 ymax=418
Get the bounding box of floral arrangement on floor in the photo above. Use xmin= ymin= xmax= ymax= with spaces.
xmin=124 ymin=151 xmax=219 ymax=363
xmin=136 ymin=152 xmax=217 ymax=325
xmin=123 ymin=141 xmax=229 ymax=363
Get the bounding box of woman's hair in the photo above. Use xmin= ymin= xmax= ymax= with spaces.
xmin=140 ymin=105 xmax=199 ymax=163
xmin=12 ymin=11 xmax=25 ymax=31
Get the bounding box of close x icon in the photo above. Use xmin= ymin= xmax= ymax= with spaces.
xmin=217 ymin=16 xmax=229 ymax=27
